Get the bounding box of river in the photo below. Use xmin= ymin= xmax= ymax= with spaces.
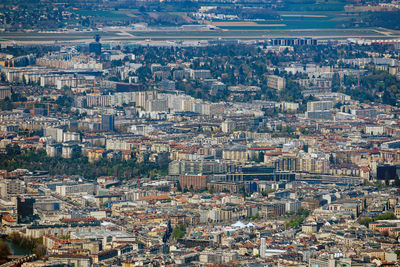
xmin=1 ymin=239 xmax=30 ymax=255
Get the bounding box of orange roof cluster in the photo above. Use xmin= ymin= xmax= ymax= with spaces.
xmin=2 ymin=214 xmax=16 ymax=222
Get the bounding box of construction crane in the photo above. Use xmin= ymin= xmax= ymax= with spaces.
xmin=333 ymin=66 xmax=344 ymax=91
xmin=100 ymin=107 xmax=103 ymax=131
xmin=13 ymin=101 xmax=57 ymax=116
xmin=88 ymin=78 xmax=100 ymax=96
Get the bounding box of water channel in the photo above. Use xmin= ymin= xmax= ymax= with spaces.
xmin=1 ymin=238 xmax=30 ymax=255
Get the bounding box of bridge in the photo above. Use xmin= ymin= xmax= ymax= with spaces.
xmin=0 ymin=254 xmax=36 ymax=267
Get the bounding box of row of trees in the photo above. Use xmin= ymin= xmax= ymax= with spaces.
xmin=0 ymin=148 xmax=167 ymax=180
xmin=358 ymin=212 xmax=396 ymax=226
xmin=366 ymin=11 xmax=400 ymax=30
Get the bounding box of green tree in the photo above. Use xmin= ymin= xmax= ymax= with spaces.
xmin=358 ymin=217 xmax=373 ymax=226
xmin=375 ymin=212 xmax=396 ymax=220
xmin=176 ymin=181 xmax=182 ymax=192
xmin=302 ymin=144 xmax=309 ymax=153
xmin=358 ymin=212 xmax=396 ymax=226
xmin=5 ymin=143 xmax=21 ymax=156
xmin=0 ymin=97 xmax=13 ymax=111
xmin=172 ymin=224 xmax=186 ymax=240
xmin=284 ymin=208 xmax=310 ymax=229
xmin=251 ymin=213 xmax=261 ymax=220
xmin=395 ymin=250 xmax=400 ymax=260
xmin=136 ymin=66 xmax=152 ymax=83
xmin=0 ymin=240 xmax=11 ymax=264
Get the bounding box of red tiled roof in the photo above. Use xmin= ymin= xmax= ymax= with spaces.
xmin=2 ymin=214 xmax=15 ymax=222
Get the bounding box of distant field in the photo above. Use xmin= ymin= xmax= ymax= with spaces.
xmin=212 ymin=12 xmax=352 ymax=30
xmin=283 ymin=1 xmax=346 ymax=12
xmin=281 ymin=14 xmax=328 ymax=18
xmin=208 ymin=21 xmax=286 ymax=27
xmin=74 ymin=10 xmax=130 ymax=21
xmin=265 ymin=18 xmax=343 ymax=29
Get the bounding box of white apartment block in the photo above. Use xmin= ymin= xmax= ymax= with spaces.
xmin=267 ymin=75 xmax=286 ymax=90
